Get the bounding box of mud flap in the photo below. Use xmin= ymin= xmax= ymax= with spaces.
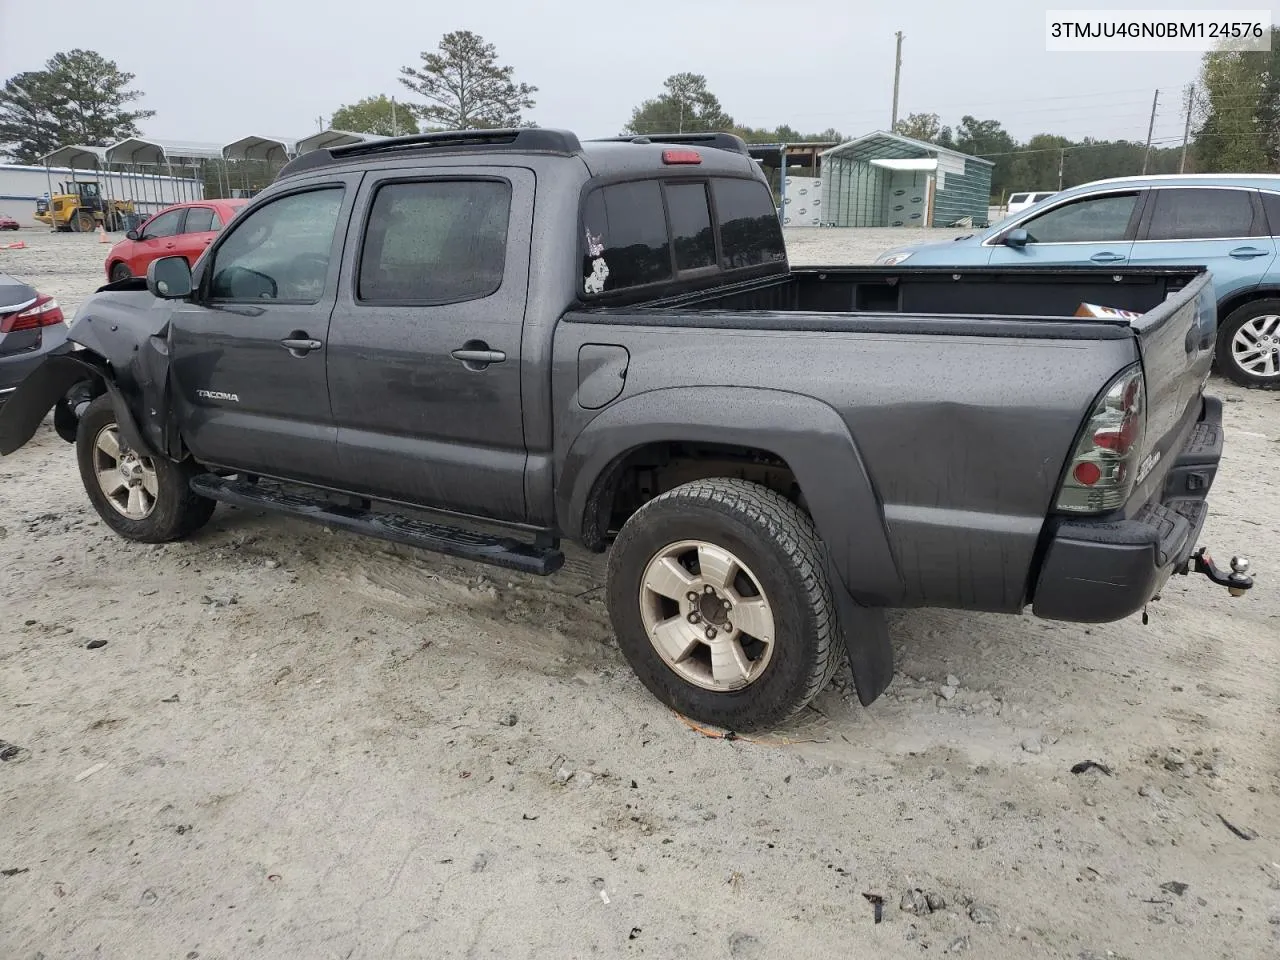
xmin=0 ymin=354 xmax=154 ymax=458
xmin=822 ymin=546 xmax=894 ymax=706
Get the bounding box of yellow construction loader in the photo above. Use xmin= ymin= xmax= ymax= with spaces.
xmin=34 ymin=181 xmax=134 ymax=232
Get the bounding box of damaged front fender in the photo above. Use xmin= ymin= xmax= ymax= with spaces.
xmin=0 ymin=353 xmax=155 ymax=457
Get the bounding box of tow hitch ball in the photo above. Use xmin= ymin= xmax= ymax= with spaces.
xmin=1178 ymin=548 xmax=1253 ymax=597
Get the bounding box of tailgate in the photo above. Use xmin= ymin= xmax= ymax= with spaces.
xmin=1126 ymin=270 xmax=1215 ymax=506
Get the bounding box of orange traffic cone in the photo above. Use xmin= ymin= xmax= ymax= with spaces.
xmin=98 ymin=223 xmax=109 ymax=243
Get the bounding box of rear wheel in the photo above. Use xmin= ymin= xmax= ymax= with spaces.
xmin=1217 ymin=299 xmax=1280 ymax=388
xmin=606 ymin=478 xmax=840 ymax=731
xmin=109 ymin=261 xmax=131 ymax=282
xmin=76 ymin=396 xmax=215 ymax=542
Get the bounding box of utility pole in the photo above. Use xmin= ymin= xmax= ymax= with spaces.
xmin=1141 ymin=89 xmax=1159 ymax=174
xmin=891 ymin=31 xmax=904 ymax=130
xmin=1058 ymin=147 xmax=1066 ymax=190
xmin=391 ymin=97 xmax=400 ymax=137
xmin=678 ymin=100 xmax=685 ymax=134
xmin=1179 ymin=84 xmax=1196 ymax=173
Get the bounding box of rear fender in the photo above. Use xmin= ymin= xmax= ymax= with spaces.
xmin=558 ymin=386 xmax=904 ymax=606
xmin=0 ymin=353 xmax=156 ymax=458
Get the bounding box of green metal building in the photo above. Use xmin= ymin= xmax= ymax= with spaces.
xmin=820 ymin=131 xmax=994 ymax=228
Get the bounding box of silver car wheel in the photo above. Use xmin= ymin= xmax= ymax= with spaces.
xmin=1232 ymin=314 xmax=1280 ymax=378
xmin=92 ymin=424 xmax=158 ymax=520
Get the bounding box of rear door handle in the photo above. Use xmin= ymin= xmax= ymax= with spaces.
xmin=1229 ymin=246 xmax=1269 ymax=259
xmin=1089 ymin=252 xmax=1126 ymax=263
xmin=451 ymin=344 xmax=507 ymax=369
xmin=280 ymin=335 xmax=323 ymax=356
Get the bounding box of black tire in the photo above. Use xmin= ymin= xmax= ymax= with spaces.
xmin=76 ymin=396 xmax=215 ymax=542
xmin=606 ymin=478 xmax=840 ymax=731
xmin=109 ymin=261 xmax=131 ymax=282
xmin=70 ymin=212 xmax=93 ymax=233
xmin=1216 ymin=299 xmax=1280 ymax=389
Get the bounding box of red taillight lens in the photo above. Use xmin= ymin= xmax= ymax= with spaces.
xmin=662 ymin=149 xmax=702 ymax=165
xmin=1055 ymin=365 xmax=1146 ymax=514
xmin=0 ymin=295 xmax=64 ymax=333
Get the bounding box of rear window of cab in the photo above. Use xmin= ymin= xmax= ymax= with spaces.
xmin=581 ymin=176 xmax=785 ymax=296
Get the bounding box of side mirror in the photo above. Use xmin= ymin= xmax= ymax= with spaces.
xmin=1003 ymin=228 xmax=1030 ymax=249
xmin=146 ymin=256 xmax=192 ymax=299
xmin=125 ymin=229 xmax=140 ymax=241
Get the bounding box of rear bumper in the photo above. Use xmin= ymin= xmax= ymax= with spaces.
xmin=1032 ymin=396 xmax=1222 ymax=623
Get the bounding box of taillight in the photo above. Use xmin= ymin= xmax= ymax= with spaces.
xmin=0 ymin=295 xmax=65 ymax=333
xmin=662 ymin=149 xmax=702 ymax=165
xmin=1055 ymin=364 xmax=1146 ymax=514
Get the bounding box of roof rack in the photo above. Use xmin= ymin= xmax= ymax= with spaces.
xmin=589 ymin=133 xmax=751 ymax=156
xmin=277 ymin=128 xmax=583 ymax=178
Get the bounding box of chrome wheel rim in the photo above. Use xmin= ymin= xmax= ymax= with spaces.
xmin=1232 ymin=315 xmax=1280 ymax=378
xmin=639 ymin=540 xmax=776 ymax=692
xmin=92 ymin=424 xmax=158 ymax=520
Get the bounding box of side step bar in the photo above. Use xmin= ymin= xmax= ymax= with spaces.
xmin=189 ymin=474 xmax=565 ymax=576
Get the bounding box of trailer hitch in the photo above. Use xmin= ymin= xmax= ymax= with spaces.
xmin=1177 ymin=548 xmax=1253 ymax=597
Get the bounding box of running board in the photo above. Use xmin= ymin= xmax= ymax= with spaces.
xmin=189 ymin=474 xmax=564 ymax=576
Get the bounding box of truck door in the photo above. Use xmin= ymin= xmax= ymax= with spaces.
xmin=326 ymin=167 xmax=534 ymax=522
xmin=167 ymin=176 xmax=360 ymax=484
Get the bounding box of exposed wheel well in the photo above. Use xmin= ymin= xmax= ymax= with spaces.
xmin=581 ymin=441 xmax=802 ymax=551
xmin=1218 ymin=289 xmax=1280 ymax=324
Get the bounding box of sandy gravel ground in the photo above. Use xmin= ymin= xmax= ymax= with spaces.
xmin=2 ymin=230 xmax=1278 ymax=960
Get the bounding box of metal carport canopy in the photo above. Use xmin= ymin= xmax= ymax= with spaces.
xmin=221 ymin=136 xmax=296 ymax=163
xmin=38 ymin=145 xmax=108 ymax=169
xmin=295 ymin=130 xmax=384 ymax=155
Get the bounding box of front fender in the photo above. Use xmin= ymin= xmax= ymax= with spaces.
xmin=557 ymin=386 xmax=904 ymax=606
xmin=0 ymin=354 xmax=154 ymax=458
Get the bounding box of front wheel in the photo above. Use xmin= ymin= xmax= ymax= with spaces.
xmin=76 ymin=396 xmax=215 ymax=542
xmin=606 ymin=478 xmax=841 ymax=731
xmin=1217 ymin=299 xmax=1280 ymax=388
xmin=108 ymin=261 xmax=131 ymax=283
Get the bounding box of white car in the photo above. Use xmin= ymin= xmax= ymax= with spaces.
xmin=1005 ymin=191 xmax=1057 ymax=217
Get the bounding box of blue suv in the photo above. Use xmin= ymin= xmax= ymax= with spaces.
xmin=876 ymin=175 xmax=1280 ymax=388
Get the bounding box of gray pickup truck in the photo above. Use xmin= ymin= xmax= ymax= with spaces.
xmin=0 ymin=129 xmax=1254 ymax=730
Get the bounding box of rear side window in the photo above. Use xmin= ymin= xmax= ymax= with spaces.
xmin=358 ymin=179 xmax=510 ymax=303
xmin=582 ymin=182 xmax=672 ymax=294
xmin=713 ymin=179 xmax=785 ymax=269
xmin=664 ymin=182 xmax=715 ymax=270
xmin=184 ymin=206 xmax=214 ymax=233
xmin=1032 ymin=192 xmax=1055 ymax=202
xmin=1263 ymin=192 xmax=1280 ymax=236
xmin=1145 ymin=188 xmax=1261 ymax=241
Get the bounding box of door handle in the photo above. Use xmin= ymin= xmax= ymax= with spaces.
xmin=1228 ymin=246 xmax=1269 ymax=259
xmin=451 ymin=341 xmax=506 ymax=369
xmin=280 ymin=335 xmax=323 ymax=357
xmin=1089 ymin=252 xmax=1125 ymax=263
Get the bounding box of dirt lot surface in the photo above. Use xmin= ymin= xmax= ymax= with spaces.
xmin=2 ymin=230 xmax=1279 ymax=960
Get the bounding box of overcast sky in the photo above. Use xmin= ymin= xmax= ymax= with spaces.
xmin=0 ymin=0 xmax=1208 ymax=150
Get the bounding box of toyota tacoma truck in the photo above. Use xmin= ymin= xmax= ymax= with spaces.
xmin=0 ymin=129 xmax=1254 ymax=730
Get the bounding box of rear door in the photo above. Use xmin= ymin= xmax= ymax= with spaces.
xmin=987 ymin=189 xmax=1143 ymax=266
xmin=129 ymin=207 xmax=185 ymax=274
xmin=168 ymin=177 xmax=359 ymax=483
xmin=1128 ymin=187 xmax=1273 ymax=304
xmin=172 ymin=204 xmax=220 ymax=268
xmin=326 ymin=166 xmax=533 ymax=522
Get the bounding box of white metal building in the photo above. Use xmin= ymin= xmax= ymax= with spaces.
xmin=0 ymin=162 xmax=202 ymax=225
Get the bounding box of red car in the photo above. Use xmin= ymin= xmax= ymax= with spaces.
xmin=0 ymin=213 xmax=19 ymax=231
xmin=105 ymin=199 xmax=247 ymax=282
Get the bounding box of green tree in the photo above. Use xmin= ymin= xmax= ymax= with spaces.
xmin=331 ymin=94 xmax=419 ymax=136
xmin=1194 ymin=28 xmax=1278 ymax=171
xmin=893 ymin=112 xmax=951 ymax=145
xmin=625 ymin=73 xmax=734 ymax=135
xmin=0 ymin=71 xmax=60 ymax=164
xmin=399 ymin=30 xmax=536 ymax=129
xmin=0 ymin=49 xmax=152 ymax=163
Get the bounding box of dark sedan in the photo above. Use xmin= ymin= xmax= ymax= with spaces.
xmin=1 ymin=274 xmax=70 ymax=403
